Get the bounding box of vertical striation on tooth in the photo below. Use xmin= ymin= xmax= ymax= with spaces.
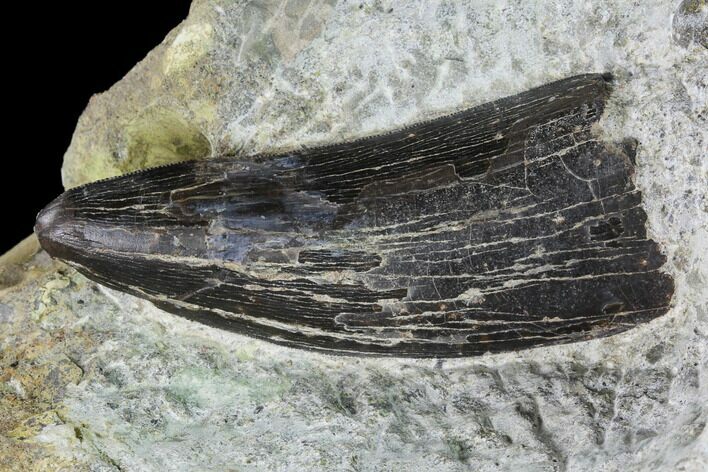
xmin=35 ymin=74 xmax=674 ymax=357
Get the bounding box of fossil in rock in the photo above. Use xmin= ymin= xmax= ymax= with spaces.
xmin=35 ymin=74 xmax=674 ymax=357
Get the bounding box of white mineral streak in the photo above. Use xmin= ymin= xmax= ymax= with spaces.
xmin=7 ymin=0 xmax=707 ymax=470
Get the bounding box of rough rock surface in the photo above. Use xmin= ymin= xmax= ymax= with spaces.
xmin=2 ymin=0 xmax=707 ymax=470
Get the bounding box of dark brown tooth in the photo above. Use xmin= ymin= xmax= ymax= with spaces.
xmin=35 ymin=74 xmax=674 ymax=357
xmin=35 ymin=195 xmax=74 ymax=261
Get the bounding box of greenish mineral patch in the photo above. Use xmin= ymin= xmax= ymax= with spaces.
xmin=122 ymin=107 xmax=211 ymax=173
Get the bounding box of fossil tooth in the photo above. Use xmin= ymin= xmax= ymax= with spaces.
xmin=35 ymin=74 xmax=674 ymax=357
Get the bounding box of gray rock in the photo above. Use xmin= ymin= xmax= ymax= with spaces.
xmin=673 ymin=0 xmax=707 ymax=49
xmin=0 ymin=303 xmax=13 ymax=323
xmin=2 ymin=0 xmax=706 ymax=470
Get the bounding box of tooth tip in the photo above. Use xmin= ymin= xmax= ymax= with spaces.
xmin=34 ymin=198 xmax=68 ymax=257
